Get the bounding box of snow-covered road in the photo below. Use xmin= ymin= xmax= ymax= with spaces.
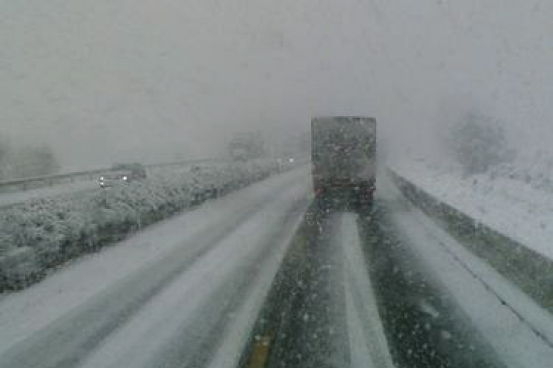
xmin=0 ymin=168 xmax=310 ymax=368
xmin=1 ymin=167 xmax=552 ymax=368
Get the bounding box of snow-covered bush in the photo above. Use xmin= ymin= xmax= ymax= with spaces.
xmin=0 ymin=159 xmax=284 ymax=290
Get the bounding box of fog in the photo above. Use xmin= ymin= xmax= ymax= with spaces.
xmin=1 ymin=0 xmax=551 ymax=170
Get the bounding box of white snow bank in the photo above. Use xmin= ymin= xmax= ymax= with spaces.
xmin=390 ymin=160 xmax=553 ymax=261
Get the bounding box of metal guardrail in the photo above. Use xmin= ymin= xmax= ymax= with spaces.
xmin=0 ymin=169 xmax=112 ymax=193
xmin=0 ymin=159 xmax=218 ymax=193
xmin=0 ymin=157 xmax=299 ymax=194
xmin=145 ymin=158 xmax=216 ymax=169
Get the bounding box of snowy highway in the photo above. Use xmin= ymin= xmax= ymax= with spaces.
xmin=1 ymin=168 xmax=552 ymax=368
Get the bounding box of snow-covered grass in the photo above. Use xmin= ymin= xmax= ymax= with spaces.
xmin=490 ymin=150 xmax=553 ymax=194
xmin=0 ymin=160 xmax=287 ymax=290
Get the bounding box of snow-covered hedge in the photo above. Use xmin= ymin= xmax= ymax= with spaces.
xmin=0 ymin=160 xmax=286 ymax=290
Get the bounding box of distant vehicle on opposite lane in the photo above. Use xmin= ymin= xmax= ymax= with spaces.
xmin=98 ymin=163 xmax=147 ymax=188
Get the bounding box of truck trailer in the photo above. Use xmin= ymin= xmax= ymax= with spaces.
xmin=311 ymin=116 xmax=376 ymax=208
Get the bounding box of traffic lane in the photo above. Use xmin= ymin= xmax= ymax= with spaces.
xmin=338 ymin=213 xmax=394 ymax=368
xmin=358 ymin=203 xmax=506 ymax=368
xmin=193 ymin=196 xmax=308 ymax=368
xmin=0 ymin=168 xmax=310 ymax=368
xmin=239 ymin=199 xmax=350 ymax=368
xmin=386 ymin=200 xmax=553 ymax=366
xmin=241 ymin=199 xmax=396 ymax=368
xmin=78 ymin=184 xmax=309 ymax=368
xmin=240 ymin=195 xmax=506 ymax=368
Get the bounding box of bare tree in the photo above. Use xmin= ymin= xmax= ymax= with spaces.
xmin=0 ymin=139 xmax=12 ymax=179
xmin=0 ymin=143 xmax=60 ymax=179
xmin=449 ymin=112 xmax=515 ymax=175
xmin=228 ymin=132 xmax=266 ymax=161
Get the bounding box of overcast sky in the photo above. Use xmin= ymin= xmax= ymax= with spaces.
xmin=1 ymin=0 xmax=551 ymax=169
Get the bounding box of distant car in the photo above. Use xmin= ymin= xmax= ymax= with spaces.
xmin=98 ymin=163 xmax=147 ymax=188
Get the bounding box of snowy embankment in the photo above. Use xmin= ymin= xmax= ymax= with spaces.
xmin=388 ymin=160 xmax=553 ymax=310
xmin=390 ymin=160 xmax=553 ymax=261
xmin=0 ymin=160 xmax=289 ymax=290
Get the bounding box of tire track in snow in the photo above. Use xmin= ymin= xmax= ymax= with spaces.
xmin=338 ymin=213 xmax=394 ymax=368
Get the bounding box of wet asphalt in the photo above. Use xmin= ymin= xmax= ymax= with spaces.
xmin=239 ymin=196 xmax=506 ymax=368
